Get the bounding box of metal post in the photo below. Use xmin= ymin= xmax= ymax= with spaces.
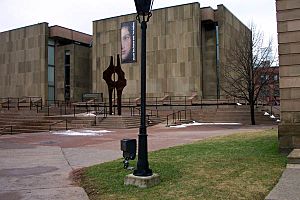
xmin=167 ymin=115 xmax=169 ymax=126
xmin=133 ymin=20 xmax=152 ymax=177
xmin=64 ymin=102 xmax=66 ymax=115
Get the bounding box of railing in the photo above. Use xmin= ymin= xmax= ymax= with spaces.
xmin=166 ymin=109 xmax=192 ymax=127
xmin=0 ymin=97 xmax=42 ymax=111
xmin=0 ymin=125 xmax=15 ymax=135
xmin=130 ymin=106 xmax=159 ymax=118
xmin=49 ymin=119 xmax=69 ymax=131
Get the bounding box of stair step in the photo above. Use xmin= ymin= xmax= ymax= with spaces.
xmin=288 ymin=149 xmax=300 ymax=164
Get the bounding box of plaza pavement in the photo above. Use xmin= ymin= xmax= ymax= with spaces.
xmin=0 ymin=124 xmax=276 ymax=200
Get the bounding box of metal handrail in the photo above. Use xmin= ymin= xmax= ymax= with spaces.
xmin=166 ymin=109 xmax=192 ymax=127
xmin=49 ymin=119 xmax=69 ymax=131
xmin=0 ymin=125 xmax=14 ymax=135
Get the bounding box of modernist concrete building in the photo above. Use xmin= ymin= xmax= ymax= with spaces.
xmin=0 ymin=23 xmax=92 ymax=102
xmin=0 ymin=3 xmax=249 ymax=103
xmin=93 ymin=3 xmax=250 ymax=99
xmin=276 ymin=0 xmax=300 ymax=153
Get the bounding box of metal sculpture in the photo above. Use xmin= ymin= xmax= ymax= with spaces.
xmin=103 ymin=55 xmax=127 ymax=115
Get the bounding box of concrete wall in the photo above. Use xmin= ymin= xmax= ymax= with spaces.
xmin=55 ymin=44 xmax=91 ymax=101
xmin=276 ymin=0 xmax=300 ymax=153
xmin=92 ymin=3 xmax=249 ymax=100
xmin=0 ymin=23 xmax=48 ymax=100
xmin=215 ymin=5 xmax=251 ymax=98
xmin=93 ymin=3 xmax=202 ymax=98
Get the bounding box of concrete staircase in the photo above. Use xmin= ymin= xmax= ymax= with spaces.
xmin=93 ymin=115 xmax=163 ymax=129
xmin=190 ymin=105 xmax=278 ymax=125
xmin=0 ymin=103 xmax=278 ymax=134
xmin=288 ymin=149 xmax=300 ymax=164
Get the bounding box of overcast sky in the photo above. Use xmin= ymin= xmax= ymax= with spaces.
xmin=0 ymin=0 xmax=277 ymax=45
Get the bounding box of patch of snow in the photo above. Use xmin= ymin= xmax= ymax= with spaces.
xmin=169 ymin=124 xmax=187 ymax=128
xmin=84 ymin=113 xmax=96 ymax=117
xmin=51 ymin=129 xmax=112 ymax=136
xmin=237 ymin=103 xmax=242 ymax=106
xmin=270 ymin=115 xmax=276 ymax=119
xmin=276 ymin=119 xmax=281 ymax=122
xmin=169 ymin=121 xmax=241 ymax=128
xmin=264 ymin=112 xmax=270 ymax=116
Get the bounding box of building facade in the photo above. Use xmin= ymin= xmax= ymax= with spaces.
xmin=0 ymin=3 xmax=249 ymax=103
xmin=92 ymin=3 xmax=250 ymax=99
xmin=276 ymin=0 xmax=300 ymax=153
xmin=0 ymin=23 xmax=92 ymax=102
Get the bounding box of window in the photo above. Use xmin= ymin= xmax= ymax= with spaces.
xmin=48 ymin=66 xmax=55 ymax=86
xmin=48 ymin=46 xmax=55 ymax=65
xmin=48 ymin=39 xmax=55 ymax=101
xmin=64 ymin=50 xmax=71 ymax=101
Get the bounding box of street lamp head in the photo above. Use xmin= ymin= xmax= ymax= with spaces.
xmin=134 ymin=0 xmax=154 ymax=23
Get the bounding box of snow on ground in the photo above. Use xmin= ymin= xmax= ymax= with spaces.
xmin=169 ymin=121 xmax=241 ymax=128
xmin=270 ymin=115 xmax=276 ymax=119
xmin=51 ymin=129 xmax=112 ymax=136
xmin=264 ymin=112 xmax=270 ymax=116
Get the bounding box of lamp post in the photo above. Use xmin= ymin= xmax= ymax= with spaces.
xmin=133 ymin=0 xmax=154 ymax=177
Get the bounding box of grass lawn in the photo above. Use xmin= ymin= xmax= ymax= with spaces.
xmin=79 ymin=129 xmax=287 ymax=200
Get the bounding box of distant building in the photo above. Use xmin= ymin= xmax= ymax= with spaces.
xmin=0 ymin=3 xmax=250 ymax=102
xmin=255 ymin=66 xmax=280 ymax=105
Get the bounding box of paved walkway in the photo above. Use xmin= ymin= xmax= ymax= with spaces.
xmin=0 ymin=124 xmax=275 ymax=200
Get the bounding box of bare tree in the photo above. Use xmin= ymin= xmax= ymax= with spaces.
xmin=221 ymin=24 xmax=277 ymax=125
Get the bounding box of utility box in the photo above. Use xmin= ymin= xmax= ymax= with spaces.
xmin=121 ymin=139 xmax=137 ymax=160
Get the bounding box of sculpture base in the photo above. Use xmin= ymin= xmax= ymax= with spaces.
xmin=124 ymin=173 xmax=160 ymax=188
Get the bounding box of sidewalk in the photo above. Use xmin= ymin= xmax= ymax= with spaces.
xmin=0 ymin=124 xmax=276 ymax=199
xmin=265 ymin=149 xmax=300 ymax=200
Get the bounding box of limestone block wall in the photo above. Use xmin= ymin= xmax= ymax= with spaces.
xmin=56 ymin=44 xmax=91 ymax=101
xmin=201 ymin=22 xmax=217 ymax=98
xmin=0 ymin=23 xmax=48 ymax=100
xmin=215 ymin=5 xmax=251 ymax=98
xmin=276 ymin=0 xmax=300 ymax=153
xmin=93 ymin=3 xmax=202 ymax=98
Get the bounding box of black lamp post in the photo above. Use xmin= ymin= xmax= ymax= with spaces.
xmin=133 ymin=0 xmax=154 ymax=177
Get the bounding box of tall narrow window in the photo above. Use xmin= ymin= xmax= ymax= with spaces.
xmin=48 ymin=39 xmax=55 ymax=102
xmin=64 ymin=50 xmax=71 ymax=101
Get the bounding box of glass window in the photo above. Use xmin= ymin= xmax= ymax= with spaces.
xmin=65 ymin=66 xmax=70 ymax=86
xmin=48 ymin=46 xmax=55 ymax=65
xmin=48 ymin=86 xmax=55 ymax=102
xmin=48 ymin=66 xmax=55 ymax=86
xmin=65 ymin=50 xmax=70 ymax=65
xmin=48 ymin=39 xmax=55 ymax=46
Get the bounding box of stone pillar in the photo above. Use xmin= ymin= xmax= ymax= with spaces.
xmin=276 ymin=0 xmax=300 ymax=153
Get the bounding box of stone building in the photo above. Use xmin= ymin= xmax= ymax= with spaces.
xmin=93 ymin=3 xmax=250 ymax=99
xmin=0 ymin=23 xmax=92 ymax=102
xmin=276 ymin=0 xmax=300 ymax=153
xmin=0 ymin=3 xmax=249 ymax=102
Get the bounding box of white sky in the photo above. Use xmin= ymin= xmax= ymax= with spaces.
xmin=0 ymin=0 xmax=277 ymax=44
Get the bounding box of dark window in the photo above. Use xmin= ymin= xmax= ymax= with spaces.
xmin=64 ymin=50 xmax=71 ymax=101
